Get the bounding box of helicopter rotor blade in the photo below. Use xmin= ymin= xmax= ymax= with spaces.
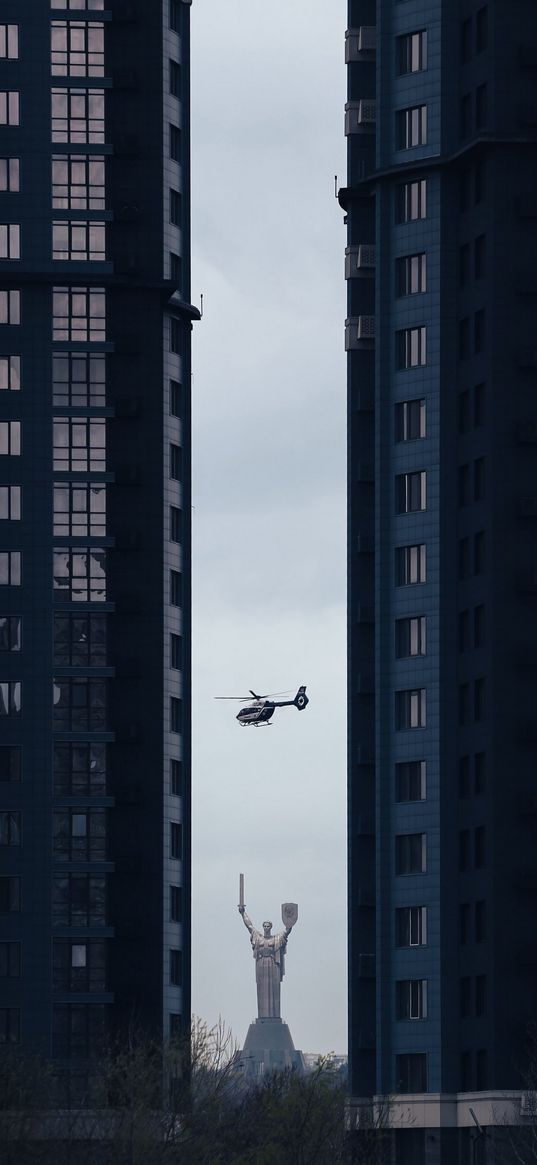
xmin=214 ymin=696 xmax=252 ymax=701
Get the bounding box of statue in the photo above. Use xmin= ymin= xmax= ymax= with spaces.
xmin=238 ymin=873 xmax=298 ymax=1020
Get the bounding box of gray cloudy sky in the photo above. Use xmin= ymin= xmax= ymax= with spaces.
xmin=190 ymin=0 xmax=348 ymax=1054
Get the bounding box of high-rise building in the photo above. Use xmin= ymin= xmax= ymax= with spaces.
xmin=343 ymin=1 xmax=537 ymax=1160
xmin=0 ymin=0 xmax=196 ymax=1095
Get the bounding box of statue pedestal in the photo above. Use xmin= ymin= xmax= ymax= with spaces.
xmin=240 ymin=1018 xmax=305 ymax=1079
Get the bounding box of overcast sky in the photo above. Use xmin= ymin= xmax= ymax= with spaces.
xmin=190 ymin=0 xmax=348 ymax=1055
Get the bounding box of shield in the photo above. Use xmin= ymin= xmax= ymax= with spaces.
xmin=281 ymin=902 xmax=298 ymax=928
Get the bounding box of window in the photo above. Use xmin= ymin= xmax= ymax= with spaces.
xmin=170 ymin=1013 xmax=182 ymax=1038
xmin=0 ymin=224 xmax=20 ymax=259
xmin=53 ymin=809 xmax=106 ymax=862
xmin=0 ymin=92 xmax=19 ymax=126
xmin=476 ymin=1050 xmax=488 ymax=1089
xmin=475 ymin=160 xmax=486 ymax=203
xmin=170 ymin=379 xmax=181 ymax=417
xmin=170 ymin=821 xmax=182 ymax=859
xmin=396 ymin=253 xmax=427 ymax=297
xmin=474 ymin=826 xmax=485 ymax=869
xmin=458 ymin=317 xmax=470 ymax=359
xmin=396 ymin=544 xmax=426 ymax=586
xmin=395 ymin=399 xmax=426 ymax=441
xmin=0 ymin=552 xmax=21 ymax=586
xmin=170 ymin=443 xmax=182 ymax=481
xmin=51 ymin=88 xmax=105 ymax=144
xmin=459 ymin=903 xmax=470 ymax=945
xmin=170 ymin=59 xmax=181 ymax=98
xmin=170 ymin=886 xmax=182 ymax=922
xmin=396 ymin=760 xmax=426 ymax=802
xmin=0 ymin=682 xmax=21 ymax=717
xmin=170 ymin=759 xmax=182 ymax=797
xmin=460 ymin=1052 xmax=472 ymax=1091
xmin=458 ymin=390 xmax=470 ymax=434
xmin=396 ymin=832 xmax=427 ymax=874
xmin=53 ymin=940 xmax=106 ymax=992
xmin=475 ymin=84 xmax=487 ymax=129
xmin=170 ymin=317 xmax=181 ymax=353
xmin=53 ymin=678 xmax=106 ymax=730
xmin=397 ymin=326 xmax=427 ymax=369
xmin=396 ymin=688 xmax=426 ymax=730
xmin=54 ymin=740 xmax=105 ymax=796
xmin=170 ymin=251 xmax=182 ymax=285
xmin=475 ymin=900 xmax=486 ymax=942
xmin=53 ymin=418 xmax=106 ymax=472
xmin=459 ymin=243 xmax=470 ymax=286
xmin=0 ymin=486 xmax=21 ymax=520
xmin=460 ymin=17 xmax=472 ymax=62
xmin=0 ymin=747 xmax=21 ymax=781
xmin=474 ymin=752 xmax=485 ymax=795
xmin=51 ymin=22 xmax=105 ymax=77
xmin=170 ymin=570 xmax=182 ymax=606
xmin=474 ymin=531 xmax=485 ymax=574
xmin=54 ymin=548 xmax=106 ymax=603
xmin=458 ymin=683 xmax=470 ymax=725
xmin=52 ymin=1004 xmax=105 ymax=1058
xmin=53 ymin=221 xmax=106 ymax=261
xmin=170 ymin=506 xmax=182 ymax=543
xmin=170 ymin=188 xmax=181 ymax=225
xmin=170 ymin=697 xmax=182 ymax=734
xmin=53 ymin=353 xmax=106 ymax=407
xmin=397 ymin=30 xmax=427 ymax=74
xmin=459 ymin=829 xmax=470 ymax=871
xmin=0 ymin=811 xmax=20 ymax=846
xmin=0 ymin=354 xmax=19 ymax=391
xmin=54 ymin=615 xmax=106 ymax=666
xmin=171 ymin=634 xmax=181 ymax=670
xmin=52 ymin=154 xmax=105 ymax=210
xmin=396 ymin=178 xmax=427 ymax=223
xmin=0 ymin=876 xmax=20 ymax=911
xmin=169 ymin=124 xmax=181 ymax=161
xmin=474 ymin=605 xmax=485 ymax=648
xmin=0 ymin=1008 xmax=20 ymax=1044
xmin=476 ymin=7 xmax=488 ymax=52
xmin=397 ymin=105 xmax=427 ymax=149
xmin=475 ymin=975 xmax=487 ymax=1017
xmin=52 ymin=0 xmax=105 ymax=9
xmin=458 ymin=610 xmax=469 ymax=652
xmin=396 ymin=471 xmax=426 ymax=514
xmin=54 ymin=743 xmax=106 ymax=796
xmin=0 ymin=423 xmax=20 ymax=456
xmin=396 ymin=1053 xmax=427 ymax=1093
xmin=396 ymin=616 xmax=426 ymax=658
xmin=170 ymin=948 xmax=182 ymax=985
xmin=474 ymin=309 xmax=485 ymax=353
xmin=0 ymin=158 xmax=19 ymax=192
xmin=53 ymin=286 xmax=105 ymax=342
xmin=0 ymin=290 xmax=20 ymax=324
xmin=52 ymin=874 xmax=106 ymax=926
xmin=396 ymin=906 xmax=427 ymax=947
xmin=474 ymin=382 xmax=485 ymax=427
xmin=0 ymin=617 xmax=21 ymax=652
xmin=460 ymin=977 xmax=471 ymax=1018
xmin=0 ymin=942 xmax=20 ymax=977
xmin=169 ymin=0 xmax=181 ymax=32
xmin=460 ymin=93 xmax=471 ymax=138
xmin=474 ymin=234 xmax=485 ymax=279
xmin=0 ymin=26 xmax=19 ymax=60
xmin=458 ymin=464 xmax=469 ymax=506
xmin=474 ymin=677 xmax=485 ymax=721
xmin=53 ymin=484 xmax=106 ymax=537
xmin=396 ymin=979 xmax=427 ymax=1020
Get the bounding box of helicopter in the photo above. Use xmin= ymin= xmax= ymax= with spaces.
xmin=215 ymin=685 xmax=309 ymax=727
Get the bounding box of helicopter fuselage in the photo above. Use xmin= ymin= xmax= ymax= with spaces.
xmin=236 ymin=702 xmax=276 ymax=726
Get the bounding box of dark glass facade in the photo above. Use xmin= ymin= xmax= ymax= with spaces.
xmin=344 ymin=0 xmax=537 ymax=1156
xmin=0 ymin=0 xmax=195 ymax=1076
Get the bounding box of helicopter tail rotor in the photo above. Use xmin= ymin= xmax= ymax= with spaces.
xmin=293 ymin=685 xmax=309 ymax=711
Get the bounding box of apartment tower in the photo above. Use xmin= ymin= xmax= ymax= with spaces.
xmin=0 ymin=0 xmax=195 ymax=1097
xmin=343 ymin=1 xmax=537 ymax=1160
